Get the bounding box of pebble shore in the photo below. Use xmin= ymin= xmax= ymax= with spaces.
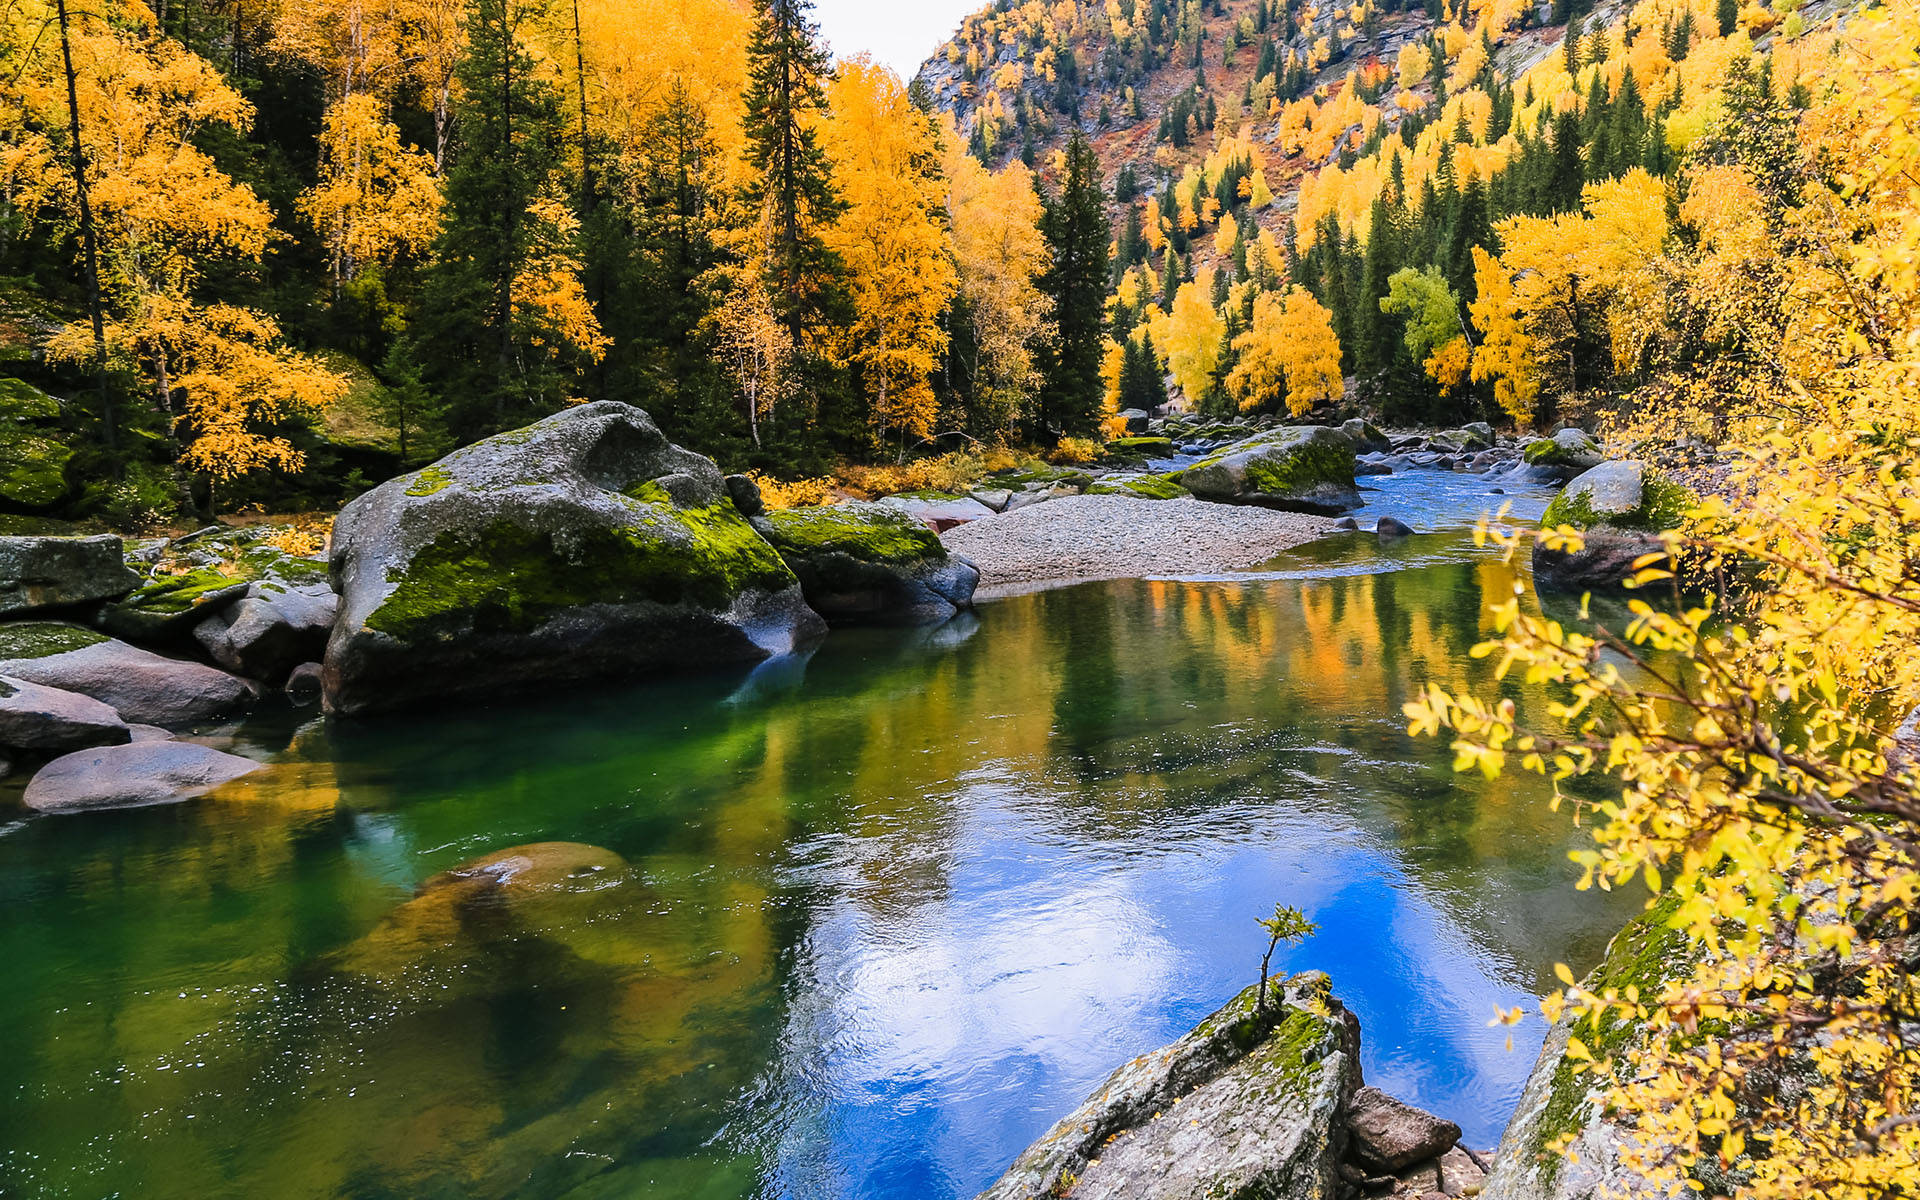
xmin=941 ymin=495 xmax=1335 ymax=593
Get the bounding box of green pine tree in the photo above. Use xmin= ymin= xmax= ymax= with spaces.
xmin=1035 ymin=132 xmax=1112 ymax=439
xmin=413 ymin=0 xmax=576 ymax=440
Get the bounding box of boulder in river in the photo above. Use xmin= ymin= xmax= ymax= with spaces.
xmin=1518 ymin=429 xmax=1605 ymax=481
xmin=754 ymin=502 xmax=979 ymax=625
xmin=975 ymin=972 xmax=1361 ymax=1200
xmin=0 ymin=621 xmax=255 ymax=726
xmin=0 ymin=674 xmax=130 ymax=753
xmin=23 ymin=739 xmax=263 ymax=813
xmin=323 ymin=401 xmax=826 ymax=716
xmin=1533 ymin=460 xmax=1693 ymax=593
xmin=1376 ymin=515 xmax=1414 ymax=539
xmin=1177 ymin=426 xmax=1362 ymax=514
xmin=0 ymin=534 xmax=140 ymax=617
xmin=1480 ymin=897 xmax=1695 ymax=1200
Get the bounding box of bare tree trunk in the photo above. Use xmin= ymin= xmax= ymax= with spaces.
xmin=55 ymin=0 xmax=115 ymax=452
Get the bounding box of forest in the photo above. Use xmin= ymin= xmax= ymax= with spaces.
xmin=0 ymin=0 xmax=1117 ymax=524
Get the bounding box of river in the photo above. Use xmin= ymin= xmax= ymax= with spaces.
xmin=0 ymin=471 xmax=1642 ymax=1199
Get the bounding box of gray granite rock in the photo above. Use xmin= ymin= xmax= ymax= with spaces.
xmin=0 ymin=624 xmax=254 ymax=726
xmin=975 ymin=973 xmax=1360 ymax=1200
xmin=23 ymin=740 xmax=262 ymax=813
xmin=1347 ymin=1085 xmax=1461 ymax=1171
xmin=0 ymin=535 xmax=139 ymax=616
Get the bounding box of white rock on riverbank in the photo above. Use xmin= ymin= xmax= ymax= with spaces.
xmin=941 ymin=494 xmax=1334 ymax=591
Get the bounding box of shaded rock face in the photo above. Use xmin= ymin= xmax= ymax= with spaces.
xmin=1480 ymin=899 xmax=1695 ymax=1200
xmin=877 ymin=492 xmax=998 ymax=531
xmin=323 ymin=401 xmax=827 ymax=716
xmin=195 ymin=580 xmax=338 ymax=684
xmin=0 ymin=535 xmax=140 ymax=616
xmin=1348 ymin=1085 xmax=1462 ymax=1171
xmin=99 ymin=530 xmax=333 ymax=652
xmin=0 ymin=623 xmax=254 ymax=726
xmin=23 ymin=740 xmax=262 ymax=813
xmin=1533 ymin=461 xmax=1692 ymax=593
xmin=755 ymin=502 xmax=979 ymax=626
xmin=976 ymin=972 xmax=1361 ymax=1200
xmin=1178 ymin=426 xmax=1363 ymax=514
xmin=0 ymin=675 xmax=129 ymax=753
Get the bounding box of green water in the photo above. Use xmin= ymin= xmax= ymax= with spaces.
xmin=0 ymin=526 xmax=1640 ymax=1199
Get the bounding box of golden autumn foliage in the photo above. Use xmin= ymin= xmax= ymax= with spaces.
xmin=1155 ymin=273 xmax=1226 ymax=403
xmin=1411 ymin=3 xmax=1920 ymax=1195
xmin=1228 ymin=286 xmax=1343 ymax=416
xmin=822 ymin=59 xmax=957 ymax=448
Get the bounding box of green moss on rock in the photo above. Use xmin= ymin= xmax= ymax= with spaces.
xmin=1088 ymin=474 xmax=1188 ymax=500
xmin=118 ymin=566 xmax=249 ymax=616
xmin=0 ymin=621 xmax=109 ymax=660
xmin=762 ymin=505 xmax=944 ymax=566
xmin=0 ymin=430 xmax=73 ymax=507
xmin=365 ymin=504 xmax=795 ymax=642
xmin=404 ymin=465 xmax=455 ymax=497
xmin=1542 ymin=471 xmax=1693 ymax=533
xmin=1535 ymin=890 xmax=1692 ymax=1175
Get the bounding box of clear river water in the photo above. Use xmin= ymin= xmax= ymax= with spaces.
xmin=0 ymin=472 xmax=1643 ymax=1199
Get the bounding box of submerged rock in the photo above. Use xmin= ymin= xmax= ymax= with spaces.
xmin=0 ymin=674 xmax=129 ymax=753
xmin=23 ymin=740 xmax=262 ymax=813
xmin=0 ymin=622 xmax=254 ymax=726
xmin=976 ymin=972 xmax=1361 ymax=1200
xmin=323 ymin=401 xmax=826 ymax=715
xmin=1533 ymin=461 xmax=1693 ymax=593
xmin=1177 ymin=426 xmax=1362 ymax=514
xmin=0 ymin=534 xmax=140 ymax=616
xmin=755 ymin=502 xmax=978 ymax=626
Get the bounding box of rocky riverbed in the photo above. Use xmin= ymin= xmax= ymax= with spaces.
xmin=942 ymin=494 xmax=1336 ymax=592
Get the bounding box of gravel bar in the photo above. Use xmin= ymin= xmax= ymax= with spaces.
xmin=941 ymin=495 xmax=1336 ymax=594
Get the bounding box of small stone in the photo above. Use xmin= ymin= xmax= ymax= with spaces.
xmin=1333 ymin=517 xmax=1361 ymax=531
xmin=1436 ymin=1146 xmax=1486 ymax=1196
xmin=126 ymin=724 xmax=173 ymax=743
xmin=1376 ymin=516 xmax=1414 ymax=539
xmin=723 ymin=473 xmax=765 ymax=517
xmin=285 ymin=662 xmax=325 ymax=706
xmin=1347 ymin=1086 xmax=1462 ymax=1173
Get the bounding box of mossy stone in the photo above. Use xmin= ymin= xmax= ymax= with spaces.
xmin=1541 ymin=468 xmax=1692 ymax=533
xmin=365 ymin=503 xmax=795 ymax=643
xmin=0 ymin=621 xmax=109 ymax=660
xmin=760 ymin=505 xmax=945 ymax=567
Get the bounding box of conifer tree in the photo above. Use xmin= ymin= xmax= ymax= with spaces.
xmin=742 ymin=0 xmax=844 ymax=337
xmin=413 ymin=0 xmax=593 ymax=438
xmin=1035 ymin=132 xmax=1112 ymax=438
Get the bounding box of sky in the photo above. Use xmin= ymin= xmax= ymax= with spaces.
xmin=812 ymin=0 xmax=981 ymax=79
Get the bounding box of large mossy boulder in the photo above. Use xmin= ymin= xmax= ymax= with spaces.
xmin=1176 ymin=425 xmax=1362 ymax=514
xmin=1481 ymin=896 xmax=1694 ymax=1200
xmin=0 ymin=378 xmax=74 ymax=509
xmin=976 ymin=972 xmax=1361 ymax=1200
xmin=1533 ymin=460 xmax=1692 ymax=593
xmin=754 ymin=502 xmax=979 ymax=626
xmin=0 ymin=534 xmax=140 ymax=616
xmin=323 ymin=401 xmax=826 ymax=715
xmin=1339 ymin=418 xmax=1391 ymax=453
